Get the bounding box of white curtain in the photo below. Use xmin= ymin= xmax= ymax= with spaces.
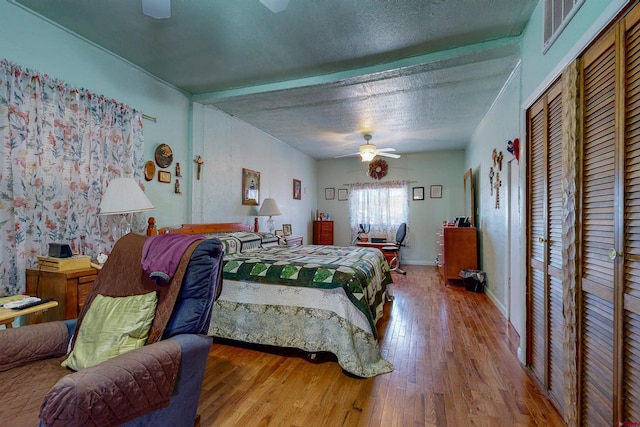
xmin=0 ymin=59 xmax=144 ymax=295
xmin=348 ymin=180 xmax=410 ymax=243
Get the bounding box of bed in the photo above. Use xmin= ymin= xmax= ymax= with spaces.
xmin=157 ymin=221 xmax=394 ymax=377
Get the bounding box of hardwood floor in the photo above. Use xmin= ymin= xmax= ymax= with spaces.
xmin=197 ymin=265 xmax=565 ymax=426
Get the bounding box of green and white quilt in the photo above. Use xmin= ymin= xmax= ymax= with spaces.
xmin=208 ymin=242 xmax=395 ymax=377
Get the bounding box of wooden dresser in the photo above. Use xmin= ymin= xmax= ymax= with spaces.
xmin=437 ymin=226 xmax=477 ymax=285
xmin=26 ymin=267 xmax=98 ymax=322
xmin=313 ymin=220 xmax=334 ymax=245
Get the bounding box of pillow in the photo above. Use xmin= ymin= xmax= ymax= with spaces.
xmin=62 ymin=292 xmax=158 ymax=371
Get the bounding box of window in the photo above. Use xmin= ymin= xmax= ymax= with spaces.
xmin=348 ymin=181 xmax=409 ymax=242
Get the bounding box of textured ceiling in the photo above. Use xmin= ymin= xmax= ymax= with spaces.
xmin=13 ymin=0 xmax=537 ymax=159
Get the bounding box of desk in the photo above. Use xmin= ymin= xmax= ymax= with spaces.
xmin=355 ymin=241 xmax=396 ymax=265
xmin=0 ymin=296 xmax=58 ymax=328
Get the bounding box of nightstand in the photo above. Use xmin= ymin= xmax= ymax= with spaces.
xmin=283 ymin=235 xmax=303 ymax=246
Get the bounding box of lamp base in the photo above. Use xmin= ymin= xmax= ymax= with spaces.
xmin=267 ymin=217 xmax=275 ymax=235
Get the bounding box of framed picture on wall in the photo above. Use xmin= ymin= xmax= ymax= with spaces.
xmin=158 ymin=170 xmax=171 ymax=183
xmin=242 ymin=168 xmax=260 ymax=205
xmin=338 ymin=189 xmax=348 ymax=201
xmin=430 ymin=185 xmax=442 ymax=199
xmin=412 ymin=186 xmax=424 ymax=200
xmin=325 ymin=188 xmax=335 ymax=200
xmin=293 ymin=179 xmax=302 ymax=200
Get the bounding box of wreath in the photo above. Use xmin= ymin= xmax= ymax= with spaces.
xmin=368 ymin=159 xmax=388 ymax=180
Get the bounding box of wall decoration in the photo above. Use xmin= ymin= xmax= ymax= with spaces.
xmin=155 ymin=143 xmax=173 ymax=168
xmin=144 ymin=160 xmax=156 ymax=181
xmin=430 ymin=185 xmax=442 ymax=199
xmin=194 ymin=156 xmax=204 ymax=180
xmin=175 ymin=179 xmax=181 ymax=194
xmin=242 ymin=168 xmax=260 ymax=205
xmin=497 ymin=151 xmax=503 ymax=171
xmin=507 ymin=138 xmax=520 ymax=163
xmin=368 ymin=159 xmax=388 ymax=180
xmin=175 ymin=162 xmax=182 ymax=177
xmin=494 ymin=172 xmax=502 ymax=208
xmin=293 ymin=179 xmax=302 ymax=200
xmin=413 ymin=186 xmax=425 ymax=200
xmin=489 ymin=167 xmax=495 ymax=195
xmin=338 ymin=189 xmax=349 ymax=201
xmin=158 ymin=170 xmax=171 ymax=183
xmin=283 ymin=224 xmax=292 ymax=236
xmin=325 ymin=188 xmax=335 ymax=200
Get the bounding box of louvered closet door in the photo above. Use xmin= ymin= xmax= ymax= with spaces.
xmin=526 ymin=81 xmax=564 ymax=413
xmin=622 ymin=6 xmax=640 ymax=421
xmin=580 ymin=28 xmax=616 ymax=427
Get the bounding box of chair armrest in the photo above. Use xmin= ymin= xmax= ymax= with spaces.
xmin=40 ymin=334 xmax=213 ymax=427
xmin=0 ymin=321 xmax=69 ymax=372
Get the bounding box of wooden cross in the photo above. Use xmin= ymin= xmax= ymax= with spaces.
xmin=195 ymin=155 xmax=204 ymax=180
xmin=494 ymin=172 xmax=502 ymax=208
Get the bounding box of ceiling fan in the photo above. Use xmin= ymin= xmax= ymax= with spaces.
xmin=334 ymin=134 xmax=401 ymax=162
xmin=142 ymin=0 xmax=289 ymax=19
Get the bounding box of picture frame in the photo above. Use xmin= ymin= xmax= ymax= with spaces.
xmin=242 ymin=168 xmax=260 ymax=205
xmin=283 ymin=224 xmax=292 ymax=236
xmin=293 ymin=179 xmax=302 ymax=200
xmin=158 ymin=170 xmax=171 ymax=183
xmin=412 ymin=186 xmax=424 ymax=200
xmin=275 ymin=229 xmax=284 ymax=237
xmin=325 ymin=188 xmax=335 ymax=200
xmin=338 ymin=188 xmax=348 ymax=201
xmin=430 ymin=185 xmax=442 ymax=199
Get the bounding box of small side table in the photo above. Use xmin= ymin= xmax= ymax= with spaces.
xmin=283 ymin=235 xmax=304 ymax=246
xmin=0 ymin=296 xmax=58 ymax=328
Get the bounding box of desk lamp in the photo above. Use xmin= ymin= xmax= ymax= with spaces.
xmin=258 ymin=198 xmax=282 ymax=234
xmin=98 ymin=178 xmax=154 ymax=239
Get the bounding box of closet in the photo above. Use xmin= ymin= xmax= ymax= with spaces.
xmin=527 ymin=81 xmax=564 ymax=412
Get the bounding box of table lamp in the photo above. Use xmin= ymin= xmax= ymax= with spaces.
xmin=258 ymin=198 xmax=282 ymax=234
xmin=98 ymin=178 xmax=154 ymax=239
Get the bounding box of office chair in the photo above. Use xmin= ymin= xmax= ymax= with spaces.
xmin=382 ymin=223 xmax=407 ymax=275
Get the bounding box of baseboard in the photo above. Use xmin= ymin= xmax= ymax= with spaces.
xmin=403 ymin=260 xmax=435 ymax=266
xmin=485 ymin=287 xmax=507 ymax=317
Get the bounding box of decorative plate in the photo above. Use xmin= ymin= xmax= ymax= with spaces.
xmin=144 ymin=160 xmax=156 ymax=181
xmin=369 ymin=159 xmax=388 ymax=180
xmin=155 ymin=143 xmax=173 ymax=168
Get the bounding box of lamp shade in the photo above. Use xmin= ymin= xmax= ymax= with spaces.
xmin=98 ymin=178 xmax=154 ymax=215
xmin=258 ymin=198 xmax=282 ymax=217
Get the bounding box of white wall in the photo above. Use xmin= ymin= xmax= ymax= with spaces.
xmin=190 ymin=104 xmax=318 ymax=241
xmin=467 ymin=65 xmax=522 ymax=329
xmin=0 ymin=1 xmax=192 ymax=228
xmin=317 ymin=150 xmax=465 ymax=264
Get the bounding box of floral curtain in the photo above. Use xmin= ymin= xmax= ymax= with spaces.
xmin=0 ymin=59 xmax=144 ymax=295
xmin=348 ymin=180 xmax=410 ymax=244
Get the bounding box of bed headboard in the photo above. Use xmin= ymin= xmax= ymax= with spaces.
xmin=156 ymin=222 xmax=253 ymax=235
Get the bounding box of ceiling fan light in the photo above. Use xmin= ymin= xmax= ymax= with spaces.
xmin=142 ymin=0 xmax=171 ymax=19
xmin=359 ymin=144 xmax=377 ymax=162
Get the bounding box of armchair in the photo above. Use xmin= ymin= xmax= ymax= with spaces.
xmin=0 ymin=233 xmax=224 ymax=427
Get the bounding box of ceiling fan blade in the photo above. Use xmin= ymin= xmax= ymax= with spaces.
xmin=142 ymin=0 xmax=171 ymax=19
xmin=376 ymin=148 xmax=396 ymax=152
xmin=377 ymin=152 xmax=401 ymax=159
xmin=333 ymin=152 xmax=359 ymax=159
xmin=259 ymin=0 xmax=290 ymax=13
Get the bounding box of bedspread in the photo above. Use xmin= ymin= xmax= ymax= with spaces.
xmin=222 ymin=244 xmax=392 ymax=336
